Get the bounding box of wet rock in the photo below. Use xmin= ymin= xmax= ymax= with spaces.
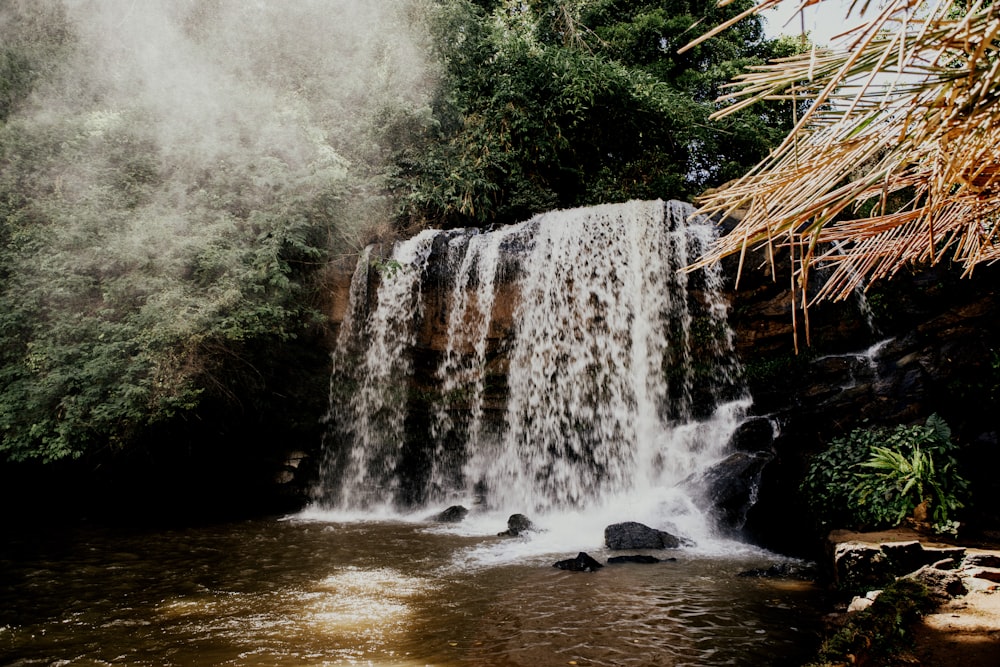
xmin=607 ymin=555 xmax=665 ymax=565
xmin=433 ymin=505 xmax=468 ymax=523
xmin=694 ymin=451 xmax=774 ymax=531
xmin=497 ymin=513 xmax=535 ymax=537
xmin=604 ymin=521 xmax=680 ymax=550
xmin=729 ymin=417 xmax=775 ymax=453
xmin=553 ymin=552 xmax=604 ymax=572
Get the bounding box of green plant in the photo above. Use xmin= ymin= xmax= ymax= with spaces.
xmin=371 ymin=257 xmax=403 ymax=279
xmin=805 ymin=578 xmax=935 ymax=666
xmin=801 ymin=414 xmax=969 ymax=534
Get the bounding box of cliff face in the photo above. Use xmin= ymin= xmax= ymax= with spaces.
xmin=727 ymin=249 xmax=1000 ymax=553
xmin=321 ymin=222 xmax=1000 ymax=554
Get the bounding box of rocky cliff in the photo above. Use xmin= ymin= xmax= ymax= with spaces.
xmin=319 ymin=211 xmax=1000 ymax=555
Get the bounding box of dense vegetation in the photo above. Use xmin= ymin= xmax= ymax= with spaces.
xmin=0 ymin=0 xmax=796 ymax=471
xmin=801 ymin=415 xmax=970 ymax=535
xmin=391 ymin=0 xmax=802 ymax=227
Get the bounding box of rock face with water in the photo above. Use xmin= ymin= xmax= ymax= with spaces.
xmin=691 ymin=451 xmax=773 ymax=532
xmin=726 ymin=240 xmax=1000 ymax=553
xmin=313 ymin=198 xmax=1000 ymax=554
xmin=315 ymin=200 xmax=749 ymax=541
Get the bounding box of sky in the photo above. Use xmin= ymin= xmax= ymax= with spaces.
xmin=761 ymin=0 xmax=865 ymax=45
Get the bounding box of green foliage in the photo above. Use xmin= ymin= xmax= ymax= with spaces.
xmin=805 ymin=578 xmax=935 ymax=667
xmin=392 ymin=0 xmax=801 ymax=228
xmin=0 ymin=115 xmax=336 ymax=461
xmin=801 ymin=415 xmax=969 ymax=534
xmin=0 ymin=4 xmax=351 ymax=463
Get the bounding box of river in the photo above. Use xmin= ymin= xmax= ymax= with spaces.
xmin=1 ymin=512 xmax=825 ymax=666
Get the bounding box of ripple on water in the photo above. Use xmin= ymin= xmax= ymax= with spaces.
xmin=2 ymin=519 xmax=823 ymax=666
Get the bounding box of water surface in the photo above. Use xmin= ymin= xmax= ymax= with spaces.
xmin=1 ymin=517 xmax=824 ymax=666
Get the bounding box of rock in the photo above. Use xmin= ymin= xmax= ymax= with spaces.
xmin=693 ymin=451 xmax=774 ymax=531
xmin=834 ymin=542 xmax=892 ymax=589
xmin=553 ymin=552 xmax=604 ymax=572
xmin=968 ymin=568 xmax=1000 ymax=584
xmin=848 ymin=589 xmax=883 ymax=612
xmin=497 ymin=513 xmax=535 ymax=537
xmin=607 ymin=555 xmax=664 ymax=565
xmin=729 ymin=417 xmax=775 ymax=453
xmin=433 ymin=505 xmax=468 ymax=523
xmin=832 ymin=537 xmax=967 ymax=589
xmin=604 ymin=521 xmax=681 ymax=550
xmin=964 ymin=552 xmax=1000 ymax=569
xmin=902 ymin=565 xmax=966 ymax=604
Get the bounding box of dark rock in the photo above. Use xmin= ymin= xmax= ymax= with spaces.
xmin=607 ymin=555 xmax=664 ymax=565
xmin=970 ymin=568 xmax=1000 ymax=583
xmin=833 ymin=542 xmax=893 ymax=589
xmin=693 ymin=451 xmax=773 ymax=531
xmin=931 ymin=558 xmax=960 ymax=571
xmin=604 ymin=521 xmax=681 ymax=550
xmin=433 ymin=505 xmax=468 ymax=523
xmin=497 ymin=513 xmax=535 ymax=537
xmin=965 ymin=552 xmax=1000 ymax=569
xmin=882 ymin=541 xmax=966 ymax=575
xmin=833 ymin=539 xmax=968 ymax=589
xmin=880 ymin=541 xmax=927 ymax=573
xmin=729 ymin=417 xmax=775 ymax=453
xmin=553 ymin=552 xmax=604 ymax=572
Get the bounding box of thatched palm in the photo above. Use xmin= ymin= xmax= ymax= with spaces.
xmin=682 ymin=0 xmax=1000 ymax=304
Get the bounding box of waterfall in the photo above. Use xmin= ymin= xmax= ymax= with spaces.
xmin=316 ymin=200 xmax=751 ymax=535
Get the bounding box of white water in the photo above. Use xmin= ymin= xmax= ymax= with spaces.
xmin=316 ymin=200 xmax=751 ymax=549
xmin=320 ymin=230 xmax=439 ymax=510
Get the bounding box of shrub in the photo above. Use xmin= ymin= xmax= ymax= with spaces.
xmin=801 ymin=414 xmax=969 ymax=534
xmin=805 ymin=578 xmax=935 ymax=667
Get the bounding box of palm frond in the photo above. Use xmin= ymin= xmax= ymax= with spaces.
xmin=686 ymin=0 xmax=1000 ymax=301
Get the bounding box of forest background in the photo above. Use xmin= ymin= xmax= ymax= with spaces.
xmin=0 ymin=0 xmax=810 ymax=514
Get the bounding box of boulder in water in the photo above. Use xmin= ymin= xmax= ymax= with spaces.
xmin=553 ymin=552 xmax=604 ymax=572
xmin=604 ymin=521 xmax=681 ymax=550
xmin=432 ymin=505 xmax=469 ymax=523
xmin=497 ymin=513 xmax=535 ymax=537
xmin=607 ymin=555 xmax=666 ymax=565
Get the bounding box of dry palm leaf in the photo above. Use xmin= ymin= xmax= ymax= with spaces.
xmin=683 ymin=0 xmax=1000 ymax=303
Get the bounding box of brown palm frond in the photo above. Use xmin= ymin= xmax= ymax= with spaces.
xmin=685 ymin=0 xmax=1000 ymax=302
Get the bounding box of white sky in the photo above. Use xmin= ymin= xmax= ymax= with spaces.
xmin=760 ymin=0 xmax=864 ymax=45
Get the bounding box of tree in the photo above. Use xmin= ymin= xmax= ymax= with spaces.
xmin=684 ymin=0 xmax=1000 ymax=303
xmin=0 ymin=0 xmax=426 ymax=463
xmin=390 ymin=0 xmax=801 ymax=228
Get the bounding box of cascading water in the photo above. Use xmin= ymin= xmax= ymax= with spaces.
xmin=316 ymin=200 xmax=752 ymax=541
xmin=317 ymin=230 xmax=440 ymax=510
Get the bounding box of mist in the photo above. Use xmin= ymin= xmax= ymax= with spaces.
xmin=0 ymin=0 xmax=440 ymax=461
xmin=2 ymin=0 xmax=437 ymax=308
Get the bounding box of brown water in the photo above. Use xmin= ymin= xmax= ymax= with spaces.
xmin=0 ymin=518 xmax=824 ymax=666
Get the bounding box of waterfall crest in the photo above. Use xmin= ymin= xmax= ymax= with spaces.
xmin=316 ymin=200 xmax=750 ymax=535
